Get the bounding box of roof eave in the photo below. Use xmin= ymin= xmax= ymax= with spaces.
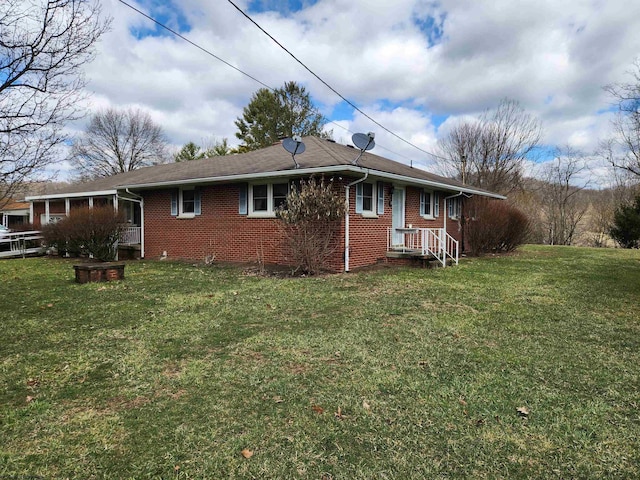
xmin=24 ymin=166 xmax=505 ymax=201
xmin=121 ymin=165 xmax=505 ymax=199
xmin=25 ymin=189 xmax=118 ymax=201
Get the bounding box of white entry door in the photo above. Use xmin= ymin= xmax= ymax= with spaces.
xmin=391 ymin=186 xmax=405 ymax=246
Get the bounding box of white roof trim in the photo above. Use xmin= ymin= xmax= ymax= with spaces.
xmin=119 ymin=166 xmax=348 ymax=189
xmin=25 ymin=190 xmax=118 ymax=201
xmin=360 ymin=168 xmax=507 ymax=199
xmin=1 ymin=208 xmax=29 ymax=214
xmin=119 ymin=165 xmax=506 ymax=199
xmin=24 ymin=167 xmax=505 ymax=201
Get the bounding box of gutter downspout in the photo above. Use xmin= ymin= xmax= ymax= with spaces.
xmin=123 ymin=189 xmax=145 ymax=259
xmin=344 ymin=170 xmax=369 ymax=272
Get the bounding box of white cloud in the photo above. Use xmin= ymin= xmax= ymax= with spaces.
xmin=52 ymin=0 xmax=640 ymax=185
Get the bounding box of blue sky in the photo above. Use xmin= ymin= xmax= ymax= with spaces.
xmin=70 ymin=0 xmax=640 ymax=184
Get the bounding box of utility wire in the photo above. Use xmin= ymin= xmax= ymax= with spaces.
xmin=116 ymin=1 xmax=349 ymax=145
xmin=117 ymin=0 xmax=443 ymax=167
xmin=117 ymin=0 xmax=273 ymax=90
xmin=226 ymin=0 xmax=449 ymax=162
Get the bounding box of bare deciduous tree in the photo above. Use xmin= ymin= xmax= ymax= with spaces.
xmin=0 ymin=0 xmax=110 ymax=202
xmin=602 ymin=60 xmax=640 ymax=177
xmin=438 ymin=99 xmax=542 ymax=194
xmin=72 ymin=107 xmax=168 ymax=179
xmin=540 ymin=146 xmax=589 ymax=245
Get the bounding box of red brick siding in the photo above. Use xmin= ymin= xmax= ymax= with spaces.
xmin=144 ymin=185 xmax=291 ymax=266
xmin=345 ymin=181 xmax=462 ymax=270
xmin=143 ymin=180 xmax=464 ymax=271
xmin=31 ymin=179 xmax=465 ymax=271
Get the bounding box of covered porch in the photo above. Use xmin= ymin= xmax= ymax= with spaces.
xmin=26 ymin=190 xmax=144 ymax=258
xmin=1 ymin=200 xmax=30 ymax=229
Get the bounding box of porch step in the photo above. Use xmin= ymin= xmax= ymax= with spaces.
xmin=386 ymin=250 xmax=434 ymax=259
xmin=385 ymin=250 xmax=457 ymax=268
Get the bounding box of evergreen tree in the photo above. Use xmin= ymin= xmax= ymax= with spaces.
xmin=174 ymin=138 xmax=233 ymax=162
xmin=609 ymin=195 xmax=640 ymax=248
xmin=174 ymin=142 xmax=203 ymax=162
xmin=235 ymin=81 xmax=325 ymax=151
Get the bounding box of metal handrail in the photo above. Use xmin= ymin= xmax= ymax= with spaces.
xmin=387 ymin=227 xmax=459 ymax=267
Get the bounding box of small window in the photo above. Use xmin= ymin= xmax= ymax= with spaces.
xmin=273 ymin=183 xmax=289 ymax=210
xmin=171 ymin=188 xmax=201 ymax=217
xmin=356 ymin=182 xmax=376 ymax=215
xmin=448 ymin=196 xmax=462 ymax=219
xmin=253 ymin=184 xmax=268 ymax=212
xmin=182 ymin=189 xmax=195 ymax=214
xmin=248 ymin=182 xmax=290 ymax=216
xmin=362 ymin=183 xmax=373 ymax=212
xmin=420 ymin=190 xmax=433 ymax=217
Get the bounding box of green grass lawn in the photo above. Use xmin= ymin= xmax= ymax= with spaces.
xmin=1 ymin=246 xmax=639 ymax=479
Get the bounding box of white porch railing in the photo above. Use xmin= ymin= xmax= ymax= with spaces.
xmin=119 ymin=226 xmax=141 ymax=245
xmin=0 ymin=230 xmax=45 ymax=258
xmin=387 ymin=227 xmax=459 ymax=267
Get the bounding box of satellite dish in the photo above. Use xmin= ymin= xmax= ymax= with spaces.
xmin=351 ymin=132 xmax=375 ymax=165
xmin=352 ymin=132 xmax=375 ymax=151
xmin=282 ymin=136 xmax=305 ymax=169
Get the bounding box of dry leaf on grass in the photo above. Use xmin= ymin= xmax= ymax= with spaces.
xmin=26 ymin=396 xmax=35 ymax=403
xmin=516 ymin=406 xmax=530 ymax=417
xmin=362 ymin=400 xmax=371 ymax=411
xmin=311 ymin=405 xmax=324 ymax=414
xmin=334 ymin=406 xmax=344 ymax=420
xmin=241 ymin=449 xmax=253 ymax=459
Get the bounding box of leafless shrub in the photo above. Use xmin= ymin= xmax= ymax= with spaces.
xmin=42 ymin=206 xmax=125 ymax=261
xmin=276 ymin=176 xmax=345 ymax=274
xmin=464 ymin=197 xmax=530 ymax=256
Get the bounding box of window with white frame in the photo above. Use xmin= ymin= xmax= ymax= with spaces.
xmin=171 ymin=187 xmax=201 ymax=217
xmin=355 ymin=182 xmax=376 ymax=215
xmin=248 ymin=182 xmax=289 ymax=216
xmin=420 ymin=189 xmax=433 ymax=217
xmin=181 ymin=189 xmax=196 ymax=215
xmin=448 ymin=196 xmax=462 ymax=219
xmin=272 ymin=183 xmax=289 ymax=210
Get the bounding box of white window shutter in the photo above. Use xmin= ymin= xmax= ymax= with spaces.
xmin=194 ymin=188 xmax=201 ymax=215
xmin=170 ymin=191 xmax=178 ymax=216
xmin=238 ymin=184 xmax=248 ymax=215
xmin=355 ymin=183 xmax=363 ymax=214
xmin=377 ymin=181 xmax=384 ymax=215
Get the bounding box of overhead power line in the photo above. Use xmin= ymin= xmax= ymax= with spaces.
xmin=225 ymin=0 xmax=449 ymax=162
xmin=117 ymin=0 xmax=273 ymax=90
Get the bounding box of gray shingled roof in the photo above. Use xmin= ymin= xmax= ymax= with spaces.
xmin=28 ymin=136 xmax=504 ymax=199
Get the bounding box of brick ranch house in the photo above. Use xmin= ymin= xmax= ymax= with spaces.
xmin=26 ymin=136 xmax=504 ymax=272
